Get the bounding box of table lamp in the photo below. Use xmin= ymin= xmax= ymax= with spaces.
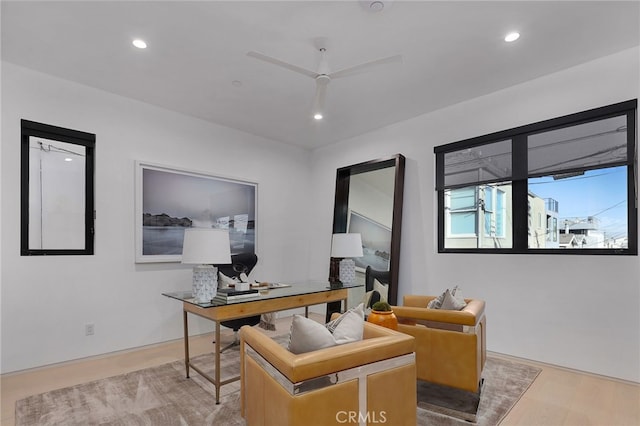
xmin=330 ymin=233 xmax=364 ymax=285
xmin=182 ymin=228 xmax=231 ymax=303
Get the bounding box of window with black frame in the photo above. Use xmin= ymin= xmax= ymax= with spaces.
xmin=21 ymin=120 xmax=95 ymax=256
xmin=434 ymin=99 xmax=637 ymax=255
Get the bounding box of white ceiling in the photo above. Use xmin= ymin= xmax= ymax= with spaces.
xmin=2 ymin=1 xmax=639 ymax=150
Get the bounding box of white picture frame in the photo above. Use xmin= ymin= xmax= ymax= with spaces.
xmin=135 ymin=161 xmax=257 ymax=263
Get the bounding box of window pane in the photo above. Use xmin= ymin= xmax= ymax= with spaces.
xmin=445 ymin=183 xmax=512 ymax=249
xmin=495 ymin=189 xmax=505 ymax=237
xmin=483 ymin=187 xmax=493 ymax=235
xmin=28 ymin=137 xmax=86 ymax=249
xmin=484 ymin=212 xmax=492 ymax=234
xmin=451 ymin=212 xmax=476 ymax=234
xmin=528 ymin=116 xmax=627 ymax=176
xmin=436 ymin=100 xmax=635 ymax=254
xmin=528 ymin=166 xmax=628 ymax=249
xmin=444 ymin=139 xmax=511 ymax=188
xmin=450 ymin=187 xmax=476 ymax=210
xmin=484 ymin=187 xmax=493 ymax=211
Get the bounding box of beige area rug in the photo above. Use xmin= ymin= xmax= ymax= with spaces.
xmin=417 ymin=357 xmax=541 ymax=425
xmin=16 ymin=342 xmax=540 ymax=426
xmin=15 ymin=348 xmax=245 ymax=426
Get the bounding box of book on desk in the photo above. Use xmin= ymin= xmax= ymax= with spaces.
xmin=213 ymin=287 xmax=260 ymax=303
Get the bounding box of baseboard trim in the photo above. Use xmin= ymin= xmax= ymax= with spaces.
xmin=488 ymin=350 xmax=639 ymax=386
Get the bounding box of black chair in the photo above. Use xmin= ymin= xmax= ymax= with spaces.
xmin=215 ymin=253 xmax=260 ymax=352
xmin=365 ymin=265 xmax=391 ymax=308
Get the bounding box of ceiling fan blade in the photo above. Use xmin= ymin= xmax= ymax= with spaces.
xmin=247 ymin=51 xmax=318 ymax=79
xmin=330 ymin=54 xmax=403 ymax=79
xmin=311 ymin=77 xmax=329 ymax=119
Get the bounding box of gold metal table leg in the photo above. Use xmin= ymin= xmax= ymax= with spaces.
xmin=215 ymin=321 xmax=221 ymax=404
xmin=183 ymin=310 xmax=190 ymax=378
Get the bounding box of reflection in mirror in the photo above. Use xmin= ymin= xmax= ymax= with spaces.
xmin=348 ymin=168 xmax=395 ymax=272
xmin=21 ymin=120 xmax=95 ymax=255
xmin=331 ymin=154 xmax=405 ymax=306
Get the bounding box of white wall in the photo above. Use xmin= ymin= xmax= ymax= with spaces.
xmin=3 ymin=47 xmax=639 ymax=382
xmin=1 ymin=62 xmax=312 ymax=373
xmin=309 ymin=48 xmax=640 ymax=382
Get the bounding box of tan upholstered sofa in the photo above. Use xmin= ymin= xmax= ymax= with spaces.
xmin=240 ymin=319 xmax=417 ymax=426
xmin=392 ymin=296 xmax=486 ymax=393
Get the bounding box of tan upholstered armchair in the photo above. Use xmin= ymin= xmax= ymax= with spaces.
xmin=392 ymin=296 xmax=486 ymax=393
xmin=240 ymin=320 xmax=417 ymax=426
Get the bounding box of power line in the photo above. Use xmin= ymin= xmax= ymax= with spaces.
xmin=592 ymin=200 xmax=626 ymax=217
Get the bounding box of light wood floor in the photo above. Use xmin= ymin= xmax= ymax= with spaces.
xmin=2 ymin=314 xmax=638 ymax=426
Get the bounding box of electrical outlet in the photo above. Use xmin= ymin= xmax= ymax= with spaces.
xmin=85 ymin=323 xmax=95 ymax=336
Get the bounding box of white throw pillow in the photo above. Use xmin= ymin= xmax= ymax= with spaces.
xmin=451 ymin=285 xmax=464 ymax=302
xmin=440 ymin=287 xmax=467 ymax=310
xmin=288 ymin=303 xmax=364 ymax=354
xmin=330 ymin=303 xmax=364 ymax=344
xmin=429 ymin=285 xmax=467 ymax=310
xmin=362 ymin=279 xmax=389 ymax=308
xmin=287 ymin=315 xmax=337 ymax=354
xmin=427 ymin=289 xmax=447 ymax=309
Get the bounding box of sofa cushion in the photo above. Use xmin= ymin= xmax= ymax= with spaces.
xmin=288 ymin=303 xmax=364 ymax=354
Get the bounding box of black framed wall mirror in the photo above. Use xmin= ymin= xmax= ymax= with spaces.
xmin=21 ymin=120 xmax=95 ymax=256
xmin=331 ymin=154 xmax=405 ymax=305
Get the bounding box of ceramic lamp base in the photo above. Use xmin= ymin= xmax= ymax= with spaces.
xmin=339 ymin=258 xmax=356 ymax=284
xmin=192 ymin=264 xmax=217 ymax=303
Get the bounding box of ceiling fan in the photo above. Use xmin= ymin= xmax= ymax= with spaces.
xmin=247 ymin=47 xmax=402 ymax=120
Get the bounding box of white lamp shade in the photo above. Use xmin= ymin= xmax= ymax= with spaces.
xmin=181 ymin=228 xmax=232 ymax=265
xmin=331 ymin=233 xmax=364 ymax=258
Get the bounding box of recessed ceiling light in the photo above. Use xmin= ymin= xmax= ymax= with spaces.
xmin=314 ymin=113 xmax=323 ymax=120
xmin=132 ymin=39 xmax=147 ymax=49
xmin=360 ymin=0 xmax=392 ymax=12
xmin=369 ymin=1 xmax=385 ymax=11
xmin=504 ymin=32 xmax=520 ymax=43
xmin=64 ymin=157 xmax=73 ymax=162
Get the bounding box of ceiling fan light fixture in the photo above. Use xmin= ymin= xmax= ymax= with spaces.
xmin=311 ymin=75 xmax=329 ymax=121
xmin=504 ymin=31 xmax=520 ymax=42
xmin=132 ymin=39 xmax=147 ymax=49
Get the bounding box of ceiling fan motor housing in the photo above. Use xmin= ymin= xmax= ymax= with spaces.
xmin=316 ymin=74 xmax=331 ymax=85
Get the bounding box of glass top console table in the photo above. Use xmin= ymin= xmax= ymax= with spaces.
xmin=163 ymin=281 xmax=361 ymax=404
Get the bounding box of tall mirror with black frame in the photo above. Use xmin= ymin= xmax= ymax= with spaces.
xmin=21 ymin=119 xmax=95 ymax=256
xmin=328 ymin=154 xmax=405 ymax=319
